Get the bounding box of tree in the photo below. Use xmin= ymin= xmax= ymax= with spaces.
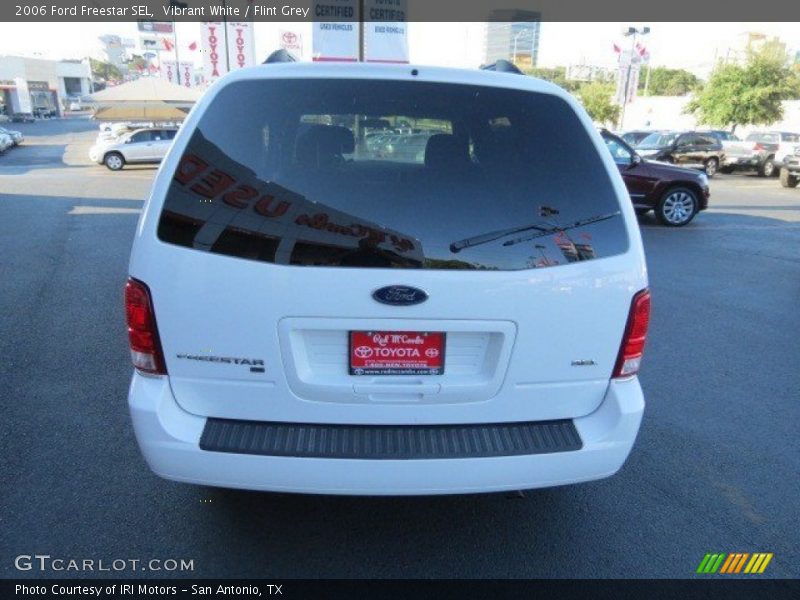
xmin=640 ymin=67 xmax=699 ymax=96
xmin=525 ymin=66 xmax=581 ymax=93
xmin=577 ymin=82 xmax=620 ymax=126
xmin=127 ymin=54 xmax=148 ymax=73
xmin=686 ymin=45 xmax=797 ymax=132
xmin=89 ymin=58 xmax=122 ymax=83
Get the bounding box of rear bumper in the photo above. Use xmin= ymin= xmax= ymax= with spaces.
xmin=782 ymin=158 xmax=800 ymax=173
xmin=128 ymin=374 xmax=645 ymax=495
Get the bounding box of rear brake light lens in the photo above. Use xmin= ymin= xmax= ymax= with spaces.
xmin=613 ymin=289 xmax=651 ymax=378
xmin=125 ymin=278 xmax=166 ymax=375
xmin=754 ymin=143 xmax=765 ymax=151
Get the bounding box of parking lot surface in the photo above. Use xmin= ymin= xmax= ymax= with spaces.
xmin=1 ymin=118 xmax=798 ymax=578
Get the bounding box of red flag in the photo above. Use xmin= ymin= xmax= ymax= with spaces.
xmin=188 ymin=41 xmax=198 ymax=51
xmin=162 ymin=38 xmax=174 ymax=51
xmin=613 ymin=43 xmax=621 ymax=53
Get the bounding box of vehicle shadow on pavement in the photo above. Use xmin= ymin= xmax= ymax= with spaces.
xmin=0 ymin=144 xmax=94 ymax=175
xmin=196 ymin=483 xmax=587 ymax=577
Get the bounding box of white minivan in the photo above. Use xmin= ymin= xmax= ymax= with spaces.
xmin=126 ymin=62 xmax=650 ymax=495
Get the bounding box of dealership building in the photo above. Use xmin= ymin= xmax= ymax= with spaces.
xmin=485 ymin=12 xmax=541 ymax=69
xmin=0 ymin=55 xmax=92 ymax=116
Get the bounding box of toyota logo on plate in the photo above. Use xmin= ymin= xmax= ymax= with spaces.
xmin=354 ymin=346 xmax=373 ymax=358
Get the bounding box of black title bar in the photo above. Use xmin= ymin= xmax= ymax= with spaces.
xmin=5 ymin=0 xmax=800 ymax=22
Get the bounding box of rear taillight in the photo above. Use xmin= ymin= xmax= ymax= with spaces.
xmin=754 ymin=143 xmax=765 ymax=151
xmin=613 ymin=289 xmax=651 ymax=378
xmin=125 ymin=278 xmax=166 ymax=375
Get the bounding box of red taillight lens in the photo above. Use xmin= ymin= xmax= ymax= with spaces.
xmin=125 ymin=278 xmax=166 ymax=375
xmin=754 ymin=143 xmax=765 ymax=151
xmin=613 ymin=289 xmax=651 ymax=378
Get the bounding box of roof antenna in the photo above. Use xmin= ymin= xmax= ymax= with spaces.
xmin=480 ymin=60 xmax=523 ymax=75
xmin=263 ymin=49 xmax=298 ymax=64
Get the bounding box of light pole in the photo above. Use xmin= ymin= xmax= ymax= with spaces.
xmin=169 ymin=0 xmax=188 ymax=75
xmin=512 ymin=29 xmax=526 ymax=65
xmin=618 ymin=25 xmax=649 ymax=131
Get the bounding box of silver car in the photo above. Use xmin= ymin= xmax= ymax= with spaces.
xmin=0 ymin=132 xmax=14 ymax=153
xmin=90 ymin=128 xmax=178 ymax=171
xmin=0 ymin=126 xmax=23 ymax=146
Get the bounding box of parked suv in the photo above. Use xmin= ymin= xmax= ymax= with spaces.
xmin=602 ymin=130 xmax=710 ymax=226
xmin=753 ymin=131 xmax=800 ymax=173
xmin=779 ymin=146 xmax=800 ymax=188
xmin=90 ymin=127 xmax=177 ymax=170
xmin=636 ymin=131 xmax=724 ymax=176
xmin=125 ymin=63 xmax=649 ymax=495
xmin=620 ymin=130 xmax=656 ymax=147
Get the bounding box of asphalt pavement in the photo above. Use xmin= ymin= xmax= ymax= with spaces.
xmin=1 ymin=117 xmax=798 ymax=579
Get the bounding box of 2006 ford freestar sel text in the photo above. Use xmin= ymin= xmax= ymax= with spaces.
xmin=125 ymin=62 xmax=650 ymax=495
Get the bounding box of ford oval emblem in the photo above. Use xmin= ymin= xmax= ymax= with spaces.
xmin=372 ymin=285 xmax=428 ymax=306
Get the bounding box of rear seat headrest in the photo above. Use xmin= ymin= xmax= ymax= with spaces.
xmin=424 ymin=134 xmax=470 ymax=170
xmin=296 ymin=125 xmax=355 ymax=167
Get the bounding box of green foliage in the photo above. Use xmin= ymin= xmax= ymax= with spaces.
xmin=525 ymin=66 xmax=581 ymax=93
xmin=89 ymin=58 xmax=122 ymax=83
xmin=640 ymin=67 xmax=699 ymax=96
xmin=577 ymin=82 xmax=620 ymax=126
xmin=127 ymin=54 xmax=148 ymax=72
xmin=525 ymin=67 xmax=619 ymax=125
xmin=686 ymin=44 xmax=797 ymax=130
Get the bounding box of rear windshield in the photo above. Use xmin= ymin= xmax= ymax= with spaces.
xmin=746 ymin=133 xmax=779 ymax=143
xmin=639 ymin=132 xmax=678 ymax=147
xmin=158 ymin=78 xmax=628 ymax=270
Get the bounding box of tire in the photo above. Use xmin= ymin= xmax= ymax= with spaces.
xmin=104 ymin=152 xmax=125 ymax=171
xmin=758 ymin=158 xmax=776 ymax=177
xmin=656 ymin=187 xmax=699 ymax=227
xmin=779 ymin=167 xmax=799 ymax=188
xmin=704 ymin=157 xmax=719 ymax=177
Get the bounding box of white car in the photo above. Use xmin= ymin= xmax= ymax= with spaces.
xmin=0 ymin=132 xmax=13 ymax=153
xmin=90 ymin=127 xmax=177 ymax=170
xmin=125 ymin=62 xmax=650 ymax=495
xmin=0 ymin=126 xmax=23 ymax=145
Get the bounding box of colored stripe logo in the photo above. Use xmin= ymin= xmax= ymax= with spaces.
xmin=697 ymin=552 xmax=773 ymax=574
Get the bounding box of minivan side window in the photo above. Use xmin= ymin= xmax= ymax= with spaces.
xmin=157 ymin=79 xmax=628 ymax=271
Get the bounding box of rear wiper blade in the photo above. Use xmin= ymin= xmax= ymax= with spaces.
xmin=501 ymin=211 xmax=621 ymax=247
xmin=449 ymin=223 xmax=550 ymax=253
xmin=450 ymin=210 xmax=620 ymax=253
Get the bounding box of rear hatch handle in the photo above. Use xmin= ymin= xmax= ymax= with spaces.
xmin=353 ymin=383 xmax=441 ymax=396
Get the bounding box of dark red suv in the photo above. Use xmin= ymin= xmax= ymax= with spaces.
xmin=602 ymin=130 xmax=710 ymax=226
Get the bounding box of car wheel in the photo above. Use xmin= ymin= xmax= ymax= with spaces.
xmin=704 ymin=157 xmax=718 ymax=177
xmin=104 ymin=152 xmax=125 ymax=171
xmin=656 ymin=187 xmax=698 ymax=227
xmin=779 ymin=167 xmax=799 ymax=188
xmin=759 ymin=159 xmax=776 ymax=177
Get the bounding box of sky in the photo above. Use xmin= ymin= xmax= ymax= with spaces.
xmin=0 ymin=21 xmax=798 ymax=79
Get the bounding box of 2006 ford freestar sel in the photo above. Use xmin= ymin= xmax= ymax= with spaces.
xmin=125 ymin=62 xmax=650 ymax=495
